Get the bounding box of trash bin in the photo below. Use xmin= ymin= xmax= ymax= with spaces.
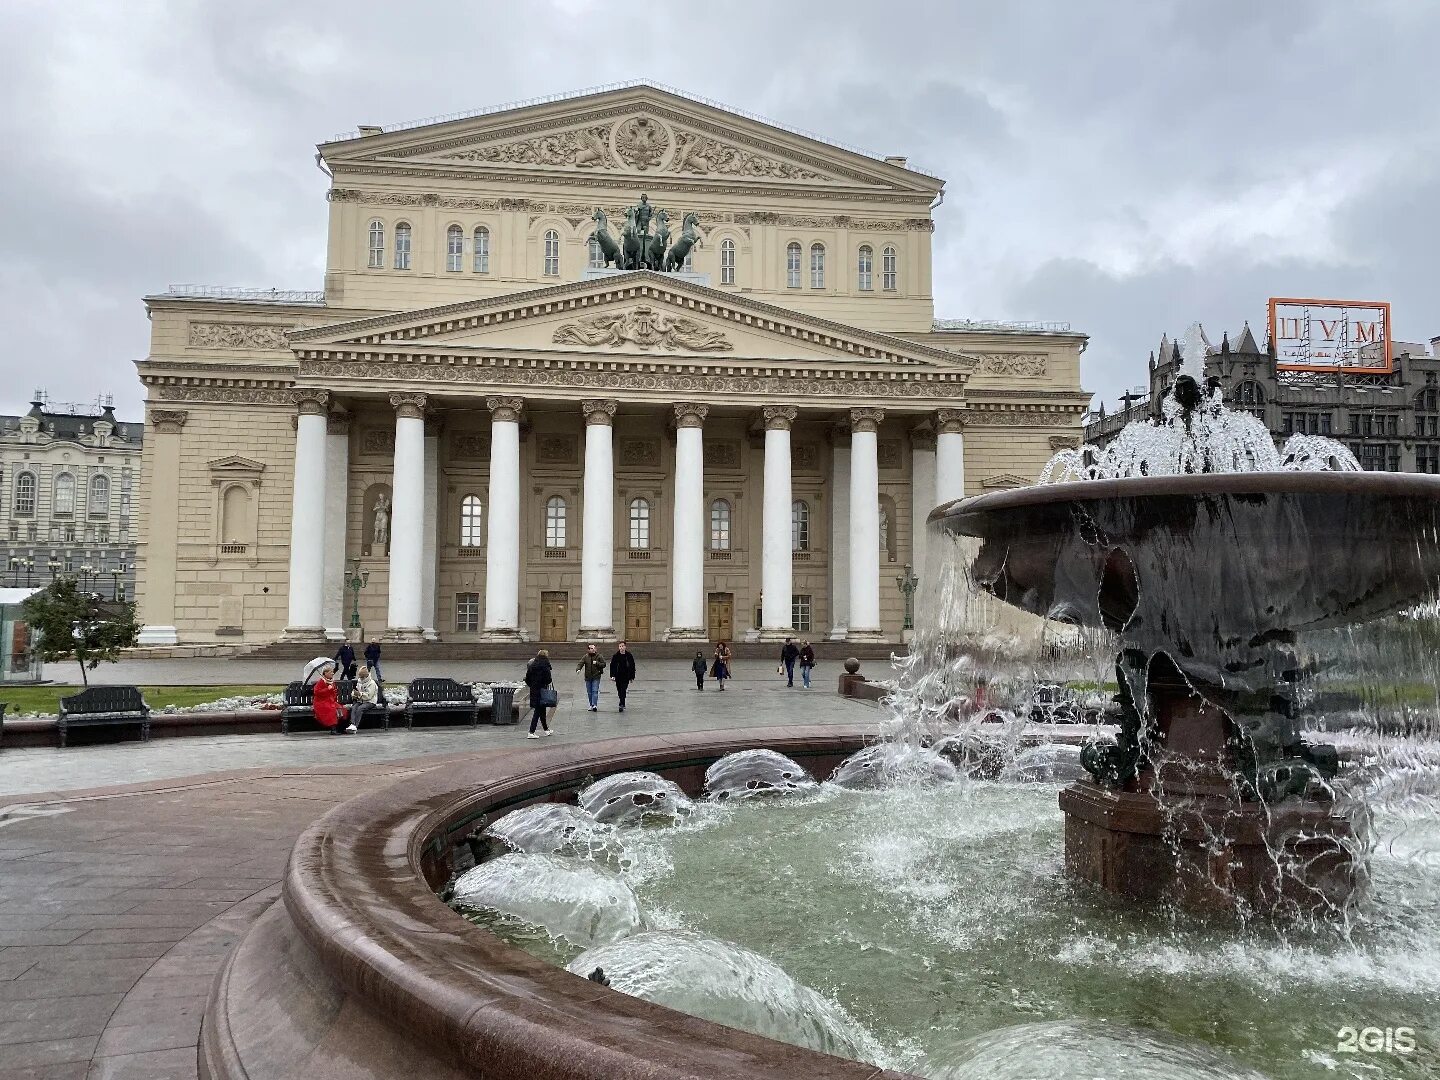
xmin=489 ymin=685 xmax=517 ymax=725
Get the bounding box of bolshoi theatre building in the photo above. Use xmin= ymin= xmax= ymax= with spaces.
xmin=133 ymin=84 xmax=1089 ymax=647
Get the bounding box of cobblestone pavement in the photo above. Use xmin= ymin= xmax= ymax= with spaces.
xmin=0 ymin=685 xmax=876 ymax=1079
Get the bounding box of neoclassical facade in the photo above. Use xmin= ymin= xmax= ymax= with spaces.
xmin=134 ymin=84 xmax=1089 ymax=645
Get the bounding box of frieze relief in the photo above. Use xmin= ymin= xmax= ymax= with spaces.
xmin=152 ymin=385 xmax=296 ymax=405
xmin=706 ymin=440 xmax=742 ymax=468
xmin=964 ymin=408 xmax=1084 ymax=427
xmin=877 ymin=440 xmax=903 ymax=468
xmin=536 ymin=434 xmax=580 ymax=464
xmin=450 ymin=433 xmax=492 ymax=461
xmin=444 ymin=125 xmax=616 ymax=168
xmin=973 ymin=353 xmax=1049 ymax=378
xmin=188 ymin=322 xmax=293 ymax=350
xmin=792 ymin=443 xmax=819 ymax=471
xmin=552 ymin=306 xmax=733 ymax=352
xmin=359 ymin=428 xmax=396 ymax=455
xmin=670 ymin=130 xmax=824 ymax=180
xmin=618 ymin=439 xmax=661 ymax=467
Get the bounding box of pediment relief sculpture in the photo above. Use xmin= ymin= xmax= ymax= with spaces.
xmin=980 ymin=473 xmax=1032 ymax=490
xmin=552 ymin=305 xmax=733 ymax=352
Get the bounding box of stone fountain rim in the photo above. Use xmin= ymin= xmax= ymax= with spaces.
xmin=928 ymin=470 xmax=1440 ymax=525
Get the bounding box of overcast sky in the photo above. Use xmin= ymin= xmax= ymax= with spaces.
xmin=3 ymin=0 xmax=1437 ymax=419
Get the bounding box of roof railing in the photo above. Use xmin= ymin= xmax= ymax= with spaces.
xmin=156 ymin=285 xmax=326 ymax=304
xmin=932 ymin=318 xmax=1074 ymax=334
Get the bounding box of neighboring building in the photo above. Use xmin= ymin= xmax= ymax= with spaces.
xmin=0 ymin=393 xmax=143 ymax=610
xmin=134 ymin=83 xmax=1089 ymax=646
xmin=1087 ymin=325 xmax=1440 ymax=475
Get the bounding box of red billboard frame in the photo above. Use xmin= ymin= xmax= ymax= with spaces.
xmin=1267 ymin=297 xmax=1392 ymax=374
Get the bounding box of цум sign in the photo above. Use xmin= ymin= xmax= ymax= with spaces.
xmin=1268 ymin=297 xmax=1392 ymax=374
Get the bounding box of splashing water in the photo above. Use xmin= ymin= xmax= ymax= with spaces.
xmin=484 ymin=803 xmax=630 ymax=867
xmin=829 ymin=742 xmax=959 ymax=790
xmin=451 ymin=853 xmax=646 ymax=949
xmin=704 ymin=749 xmax=818 ymax=801
xmin=578 ymin=771 xmax=695 ymax=825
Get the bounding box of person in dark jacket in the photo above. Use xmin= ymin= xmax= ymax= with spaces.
xmin=780 ymin=638 xmax=800 ymax=687
xmin=691 ymin=651 xmax=707 ymax=690
xmin=798 ymin=641 xmax=817 ymax=689
xmin=576 ymin=643 xmax=606 ymax=712
xmin=334 ymin=642 xmax=358 ymax=681
xmin=363 ymin=641 xmax=382 ymax=683
xmin=608 ymin=642 xmax=637 ymax=712
xmin=524 ymin=649 xmax=554 ymax=738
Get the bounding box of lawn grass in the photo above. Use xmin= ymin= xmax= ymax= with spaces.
xmin=0 ymin=685 xmax=280 ymax=716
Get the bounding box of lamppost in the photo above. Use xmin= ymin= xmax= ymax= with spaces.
xmin=895 ymin=563 xmax=919 ymax=632
xmin=347 ymin=560 xmax=369 ymax=636
xmin=112 ymin=564 xmax=126 ymax=601
xmin=48 ymin=556 xmax=60 ymax=581
xmin=78 ymin=563 xmax=95 ymax=593
xmin=22 ymin=557 xmax=34 ymax=588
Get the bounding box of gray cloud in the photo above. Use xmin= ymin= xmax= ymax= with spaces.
xmin=2 ymin=0 xmax=1436 ymax=419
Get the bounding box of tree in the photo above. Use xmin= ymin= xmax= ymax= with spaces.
xmin=20 ymin=576 xmax=140 ymax=686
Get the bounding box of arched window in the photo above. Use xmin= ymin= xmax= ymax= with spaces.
xmin=473 ymin=226 xmax=490 ymax=273
xmin=53 ymin=472 xmax=75 ymax=516
xmin=460 ymin=495 xmax=483 ymax=547
xmin=791 ymin=499 xmax=810 ymax=551
xmin=709 ymin=499 xmax=731 ymax=550
xmin=810 ymin=244 xmax=826 ymax=289
xmin=857 ymin=245 xmax=873 ymax=291
xmin=393 ymin=222 xmax=412 ymax=270
xmin=544 ymin=495 xmax=567 ymax=548
xmin=89 ymin=474 xmax=110 ymax=517
xmin=720 ymin=238 xmax=736 ymax=285
xmin=786 ymin=242 xmax=802 ymax=288
xmin=12 ymin=472 xmax=36 ymax=517
xmin=446 ymin=225 xmax=464 ymax=272
xmin=588 ymin=236 xmax=604 ymax=269
xmin=882 ymin=245 xmax=897 ymax=290
xmin=543 ymin=229 xmax=560 ymax=277
xmin=629 ymin=497 xmax=651 ymax=549
xmin=368 ymin=219 xmax=385 ymax=268
xmin=221 ymin=485 xmax=252 ymax=543
xmin=1235 ymin=381 xmax=1264 ymax=407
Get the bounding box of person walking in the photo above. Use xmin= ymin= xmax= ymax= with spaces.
xmin=609 ymin=641 xmax=637 ymax=712
xmin=313 ymin=663 xmax=356 ymax=735
xmin=711 ymin=641 xmax=732 ymax=690
xmin=334 ymin=641 xmax=358 ymax=681
xmin=576 ymin=643 xmax=605 ymax=713
xmin=780 ymin=637 xmax=800 ymax=687
xmin=691 ymin=651 xmax=707 ymax=690
xmin=352 ymin=665 xmax=381 ymax=728
xmin=364 ymin=640 xmax=383 ymax=683
xmin=524 ymin=649 xmax=555 ymax=738
xmin=798 ymin=641 xmax=816 ymax=689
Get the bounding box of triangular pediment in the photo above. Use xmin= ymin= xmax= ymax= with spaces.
xmin=291 ymin=272 xmax=973 ymax=372
xmin=320 ymin=84 xmax=941 ymax=195
xmin=207 ymin=455 xmax=266 ymax=479
xmin=980 ymin=473 xmax=1033 ymax=490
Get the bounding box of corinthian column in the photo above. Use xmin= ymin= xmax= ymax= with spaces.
xmin=384 ymin=393 xmax=427 ymax=641
xmin=578 ymin=399 xmax=618 ymax=641
xmin=483 ymin=397 xmax=523 ymax=638
xmin=666 ymin=402 xmax=708 ymax=640
xmin=321 ymin=410 xmax=350 ymax=641
xmin=282 ymin=389 xmax=330 ymax=641
xmin=759 ymin=405 xmax=797 ymax=640
xmin=137 ymin=409 xmax=187 ymax=646
xmin=847 ymin=407 xmax=884 ymax=641
xmin=935 ymin=409 xmax=967 ymax=507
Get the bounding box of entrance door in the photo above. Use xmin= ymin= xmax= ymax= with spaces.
xmin=707 ymin=593 xmax=734 ymax=643
xmin=624 ymin=592 xmax=652 ymax=642
xmin=540 ymin=592 xmax=569 ymax=642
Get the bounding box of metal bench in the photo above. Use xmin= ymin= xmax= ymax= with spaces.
xmin=404 ymin=678 xmax=478 ymax=729
xmin=281 ymin=679 xmax=370 ymax=734
xmin=57 ymin=686 xmax=150 ymax=747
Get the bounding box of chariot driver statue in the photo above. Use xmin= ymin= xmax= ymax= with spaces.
xmin=632 ymin=194 xmax=653 ymax=242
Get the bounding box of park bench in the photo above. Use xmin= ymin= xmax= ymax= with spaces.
xmin=57 ymin=686 xmax=150 ymax=747
xmin=280 ymin=679 xmax=380 ymax=734
xmin=0 ymin=702 xmax=6 ymax=749
xmin=404 ymin=678 xmax=478 ymax=729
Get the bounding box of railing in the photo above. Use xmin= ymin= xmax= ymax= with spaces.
xmin=157 ymin=285 xmax=326 ymax=305
xmin=218 ymin=543 xmax=248 ymax=555
xmin=708 ymin=551 xmax=733 ymax=561
xmin=792 ymin=551 xmax=812 ymax=562
xmin=626 ymin=550 xmax=652 ymax=560
xmin=932 ymin=318 xmax=1073 ymax=333
xmin=458 ymin=547 xmax=485 ymax=558
xmin=542 ymin=548 xmax=568 ymax=559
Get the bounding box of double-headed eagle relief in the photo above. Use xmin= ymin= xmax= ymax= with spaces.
xmin=589 ymin=195 xmax=702 ymax=273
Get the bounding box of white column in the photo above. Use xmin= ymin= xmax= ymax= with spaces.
xmin=483 ymin=397 xmax=523 ymax=638
xmin=137 ymin=409 xmax=186 ymax=645
xmin=847 ymin=408 xmax=884 ymax=640
xmin=421 ymin=420 xmax=440 ymax=641
xmin=759 ymin=405 xmax=797 ymax=639
xmin=667 ymin=402 xmax=708 ymax=640
xmin=827 ymin=430 xmax=850 ymax=640
xmin=384 ymin=393 xmax=427 ymax=641
xmin=578 ymin=399 xmax=618 ymax=640
xmin=910 ymin=430 xmax=937 ymax=581
xmin=935 ymin=409 xmax=967 ymax=507
xmin=282 ymin=389 xmax=330 ymax=640
xmin=321 ymin=412 xmax=349 ymax=641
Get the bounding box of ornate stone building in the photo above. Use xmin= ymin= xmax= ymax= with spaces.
xmin=134 ymin=84 xmax=1088 ymax=646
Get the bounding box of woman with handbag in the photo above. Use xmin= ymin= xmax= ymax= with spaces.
xmin=524 ymin=649 xmax=556 ymax=738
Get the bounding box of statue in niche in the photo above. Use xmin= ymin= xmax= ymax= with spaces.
xmin=879 ymin=506 xmax=889 ymax=552
xmin=372 ymin=493 xmax=391 ymax=548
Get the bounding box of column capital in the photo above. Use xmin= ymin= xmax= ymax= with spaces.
xmin=486 ymin=396 xmax=524 ymax=423
xmin=762 ymin=405 xmax=798 ymax=431
xmin=911 ymin=429 xmax=936 ymax=452
xmin=674 ymin=402 xmax=709 ymax=429
xmin=389 ymin=392 xmax=428 ymax=420
xmin=850 ymin=407 xmax=885 ymax=434
xmin=581 ymin=399 xmax=619 ymax=426
xmin=292 ymin=388 xmax=330 ymax=417
xmin=150 ymin=409 xmax=188 ymax=434
xmin=936 ymin=408 xmax=968 ymax=434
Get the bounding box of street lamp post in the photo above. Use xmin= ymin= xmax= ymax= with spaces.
xmin=48 ymin=556 xmax=60 ymax=580
xmin=78 ymin=563 xmax=95 ymax=593
xmin=23 ymin=557 xmax=34 ymax=588
xmin=347 ymin=560 xmax=370 ymax=637
xmin=895 ymin=562 xmax=919 ymax=632
xmin=111 ymin=564 xmax=125 ymax=600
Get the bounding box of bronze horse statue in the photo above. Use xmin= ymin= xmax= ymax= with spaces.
xmin=588 ymin=209 xmax=622 ymax=269
xmin=620 ymin=207 xmax=644 ymax=271
xmin=663 ymin=212 xmax=702 ymax=272
xmin=645 ymin=209 xmax=671 ymax=270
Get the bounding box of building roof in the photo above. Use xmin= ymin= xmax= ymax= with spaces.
xmin=0 ymin=395 xmax=144 ymax=447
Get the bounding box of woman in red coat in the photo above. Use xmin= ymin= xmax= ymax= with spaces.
xmin=312 ymin=664 xmax=355 ymax=734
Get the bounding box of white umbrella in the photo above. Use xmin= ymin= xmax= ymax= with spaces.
xmin=302 ymin=656 xmax=334 ymax=685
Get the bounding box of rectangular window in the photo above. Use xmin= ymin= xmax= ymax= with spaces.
xmin=1386 ymin=414 xmax=1400 ymax=435
xmin=64 ymin=523 xmax=75 ymax=542
xmin=1281 ymin=413 xmax=1294 ymax=435
xmin=1348 ymin=414 xmax=1360 ymax=435
xmin=455 ymin=592 xmax=480 ymax=633
xmin=791 ymin=594 xmax=812 ymax=633
xmin=1417 ymin=445 xmax=1440 ymax=474
xmin=1319 ymin=413 xmax=1332 ymax=435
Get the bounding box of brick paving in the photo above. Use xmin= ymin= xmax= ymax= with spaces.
xmin=0 ymin=678 xmax=876 ymax=1079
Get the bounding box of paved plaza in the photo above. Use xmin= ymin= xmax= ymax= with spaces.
xmin=0 ymin=669 xmax=877 ymax=1078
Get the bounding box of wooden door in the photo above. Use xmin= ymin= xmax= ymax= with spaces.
xmin=707 ymin=593 xmax=734 ymax=643
xmin=540 ymin=592 xmax=568 ymax=642
xmin=624 ymin=592 xmax=652 ymax=642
